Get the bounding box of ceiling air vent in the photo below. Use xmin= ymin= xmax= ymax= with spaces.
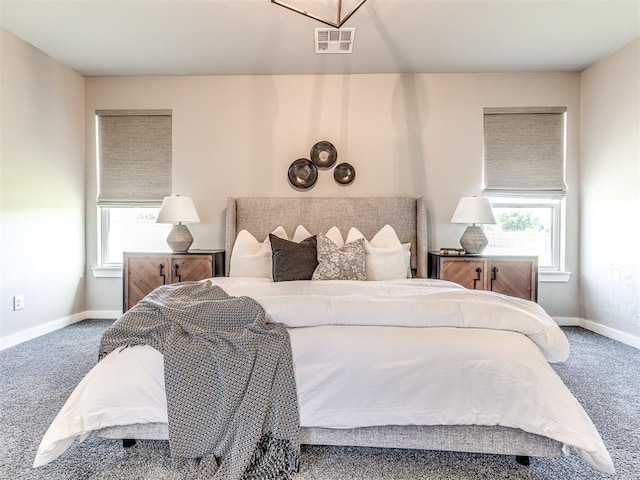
xmin=315 ymin=28 xmax=356 ymax=54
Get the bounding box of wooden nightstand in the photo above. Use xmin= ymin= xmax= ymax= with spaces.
xmin=428 ymin=252 xmax=538 ymax=302
xmin=123 ymin=250 xmax=225 ymax=311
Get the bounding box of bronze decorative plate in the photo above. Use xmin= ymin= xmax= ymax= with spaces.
xmin=310 ymin=141 xmax=337 ymax=169
xmin=288 ymin=158 xmax=318 ymax=189
xmin=334 ymin=162 xmax=356 ymax=185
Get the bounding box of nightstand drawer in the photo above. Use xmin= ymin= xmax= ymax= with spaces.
xmin=428 ymin=252 xmax=537 ymax=302
xmin=123 ymin=250 xmax=224 ymax=311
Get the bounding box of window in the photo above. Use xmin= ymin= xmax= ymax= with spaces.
xmin=100 ymin=207 xmax=171 ymax=266
xmin=96 ymin=110 xmax=172 ymax=266
xmin=484 ymin=198 xmax=563 ymax=270
xmin=482 ymin=107 xmax=567 ymax=273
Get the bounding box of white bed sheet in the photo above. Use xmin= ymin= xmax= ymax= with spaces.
xmin=34 ymin=278 xmax=614 ymax=474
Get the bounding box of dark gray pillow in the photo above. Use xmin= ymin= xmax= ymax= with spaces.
xmin=270 ymin=234 xmax=318 ymax=282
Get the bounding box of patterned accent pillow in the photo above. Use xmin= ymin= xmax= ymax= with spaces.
xmin=312 ymin=234 xmax=366 ymax=281
xmin=270 ymin=234 xmax=318 ymax=282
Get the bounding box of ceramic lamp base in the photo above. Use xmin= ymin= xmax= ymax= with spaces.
xmin=166 ymin=223 xmax=193 ymax=253
xmin=459 ymin=224 xmax=488 ymax=254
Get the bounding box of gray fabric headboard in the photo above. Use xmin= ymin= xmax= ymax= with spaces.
xmin=225 ymin=197 xmax=428 ymax=278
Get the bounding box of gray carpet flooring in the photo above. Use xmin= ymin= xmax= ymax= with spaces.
xmin=1 ymin=320 xmax=638 ymax=480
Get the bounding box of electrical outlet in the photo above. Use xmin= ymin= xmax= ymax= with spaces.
xmin=13 ymin=295 xmax=24 ymax=311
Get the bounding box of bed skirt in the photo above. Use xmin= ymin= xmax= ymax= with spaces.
xmin=97 ymin=423 xmax=564 ymax=458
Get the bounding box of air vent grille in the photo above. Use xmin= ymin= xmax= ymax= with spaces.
xmin=315 ymin=28 xmax=356 ymax=54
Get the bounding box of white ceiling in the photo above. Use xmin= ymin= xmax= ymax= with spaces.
xmin=1 ymin=0 xmax=639 ymax=77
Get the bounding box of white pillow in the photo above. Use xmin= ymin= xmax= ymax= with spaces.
xmin=229 ymin=226 xmax=287 ymax=278
xmin=293 ymin=225 xmax=344 ymax=248
xmin=402 ymin=242 xmax=412 ymax=278
xmin=346 ymin=225 xmax=407 ymax=281
xmin=325 ymin=226 xmax=345 ymax=248
xmin=292 ymin=225 xmax=312 ymax=243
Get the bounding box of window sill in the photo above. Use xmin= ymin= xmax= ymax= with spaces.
xmin=91 ymin=266 xmax=123 ymax=278
xmin=539 ymin=271 xmax=571 ymax=283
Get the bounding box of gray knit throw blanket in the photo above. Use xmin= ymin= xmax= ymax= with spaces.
xmin=99 ymin=281 xmax=300 ymax=480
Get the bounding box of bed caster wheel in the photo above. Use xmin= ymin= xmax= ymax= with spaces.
xmin=516 ymin=455 xmax=530 ymax=466
xmin=122 ymin=439 xmax=136 ymax=448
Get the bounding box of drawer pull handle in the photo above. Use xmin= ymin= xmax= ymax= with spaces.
xmin=473 ymin=267 xmax=482 ymax=289
xmin=491 ymin=267 xmax=498 ymax=291
xmin=173 ymin=264 xmax=181 ymax=283
xmin=158 ymin=264 xmax=166 ymax=285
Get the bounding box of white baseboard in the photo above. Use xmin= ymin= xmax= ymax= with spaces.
xmin=553 ymin=316 xmax=581 ymax=326
xmin=0 ymin=312 xmax=86 ymax=351
xmin=0 ymin=310 xmax=121 ymax=352
xmin=85 ymin=310 xmax=122 ymax=320
xmin=554 ymin=316 xmax=640 ymax=349
xmin=578 ymin=319 xmax=640 ymax=349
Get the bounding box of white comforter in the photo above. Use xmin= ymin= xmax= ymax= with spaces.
xmin=34 ymin=278 xmax=614 ymax=474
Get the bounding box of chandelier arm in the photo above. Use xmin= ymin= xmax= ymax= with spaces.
xmin=271 ymin=0 xmax=368 ymax=29
xmin=337 ymin=0 xmax=368 ymax=27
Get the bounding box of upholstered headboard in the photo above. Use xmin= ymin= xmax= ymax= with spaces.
xmin=225 ymin=197 xmax=428 ymax=278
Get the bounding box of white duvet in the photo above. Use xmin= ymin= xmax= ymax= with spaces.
xmin=34 ymin=278 xmax=614 ymax=474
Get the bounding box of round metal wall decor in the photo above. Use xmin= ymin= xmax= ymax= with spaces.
xmin=334 ymin=162 xmax=356 ymax=185
xmin=288 ymin=158 xmax=318 ymax=189
xmin=310 ymin=141 xmax=337 ymax=169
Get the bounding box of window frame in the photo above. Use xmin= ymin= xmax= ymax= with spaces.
xmin=98 ymin=205 xmax=171 ymax=268
xmin=95 ymin=109 xmax=172 ymax=269
xmin=98 ymin=206 xmax=110 ymax=267
xmin=484 ymin=196 xmax=565 ymax=273
xmin=482 ymin=106 xmax=569 ymax=281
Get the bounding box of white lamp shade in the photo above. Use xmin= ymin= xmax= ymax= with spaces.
xmin=450 ymin=196 xmax=496 ymax=225
xmin=156 ymin=195 xmax=200 ymax=224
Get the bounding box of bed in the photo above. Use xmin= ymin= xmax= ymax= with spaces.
xmin=33 ymin=196 xmax=615 ymax=475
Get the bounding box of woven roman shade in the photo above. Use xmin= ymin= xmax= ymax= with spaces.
xmin=483 ymin=107 xmax=567 ymax=198
xmin=97 ymin=110 xmax=172 ymax=206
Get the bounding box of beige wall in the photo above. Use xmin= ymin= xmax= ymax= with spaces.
xmin=0 ymin=29 xmax=85 ymax=342
xmin=3 ymin=25 xmax=637 ymax=346
xmin=580 ymin=38 xmax=640 ymax=338
xmin=85 ymin=72 xmax=582 ymax=316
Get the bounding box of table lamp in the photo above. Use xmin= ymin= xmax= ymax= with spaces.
xmin=450 ymin=196 xmax=496 ymax=254
xmin=156 ymin=195 xmax=200 ymax=253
